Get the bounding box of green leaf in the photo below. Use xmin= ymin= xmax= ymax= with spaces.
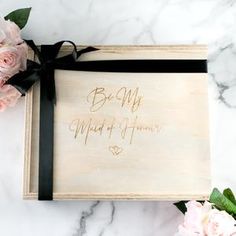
xmin=4 ymin=8 xmax=31 ymax=29
xmin=210 ymin=188 xmax=236 ymax=215
xmin=223 ymin=188 xmax=236 ymax=205
xmin=174 ymin=201 xmax=188 ymax=214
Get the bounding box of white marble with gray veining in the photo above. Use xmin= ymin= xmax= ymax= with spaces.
xmin=0 ymin=0 xmax=236 ymax=235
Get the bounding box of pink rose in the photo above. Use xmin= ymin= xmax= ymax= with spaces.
xmin=0 ymin=18 xmax=23 ymax=45
xmin=0 ymin=15 xmax=29 ymax=111
xmin=0 ymin=17 xmax=28 ymax=111
xmin=0 ymin=79 xmax=21 ymax=111
xmin=0 ymin=44 xmax=27 ymax=78
xmin=0 ymin=46 xmax=21 ymax=77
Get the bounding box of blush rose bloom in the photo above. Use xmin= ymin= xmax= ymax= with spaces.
xmin=0 ymin=18 xmax=23 ymax=46
xmin=0 ymin=45 xmax=27 ymax=78
xmin=0 ymin=79 xmax=21 ymax=111
xmin=0 ymin=17 xmax=28 ymax=111
xmin=175 ymin=201 xmax=236 ymax=236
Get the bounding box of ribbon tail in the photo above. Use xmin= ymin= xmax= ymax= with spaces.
xmin=5 ymin=69 xmax=41 ymax=95
xmin=76 ymin=46 xmax=99 ymax=59
xmin=25 ymin=40 xmax=44 ymax=63
xmin=38 ymin=68 xmax=54 ymax=200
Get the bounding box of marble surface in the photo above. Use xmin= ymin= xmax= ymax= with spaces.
xmin=0 ymin=0 xmax=236 ymax=235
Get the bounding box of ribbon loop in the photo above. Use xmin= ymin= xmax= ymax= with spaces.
xmin=6 ymin=40 xmax=98 ymax=102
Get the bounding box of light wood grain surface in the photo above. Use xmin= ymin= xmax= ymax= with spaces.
xmin=23 ymin=45 xmax=210 ymax=200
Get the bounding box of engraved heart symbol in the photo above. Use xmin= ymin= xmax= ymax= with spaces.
xmin=109 ymin=145 xmax=123 ymax=156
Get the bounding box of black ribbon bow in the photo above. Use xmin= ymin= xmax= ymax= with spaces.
xmin=6 ymin=40 xmax=207 ymax=201
xmin=6 ymin=40 xmax=98 ymax=103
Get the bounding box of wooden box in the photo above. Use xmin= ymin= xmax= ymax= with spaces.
xmin=23 ymin=45 xmax=210 ymax=200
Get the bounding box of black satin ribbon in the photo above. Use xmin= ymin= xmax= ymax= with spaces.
xmin=6 ymin=40 xmax=207 ymax=201
xmin=7 ymin=40 xmax=98 ymax=200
